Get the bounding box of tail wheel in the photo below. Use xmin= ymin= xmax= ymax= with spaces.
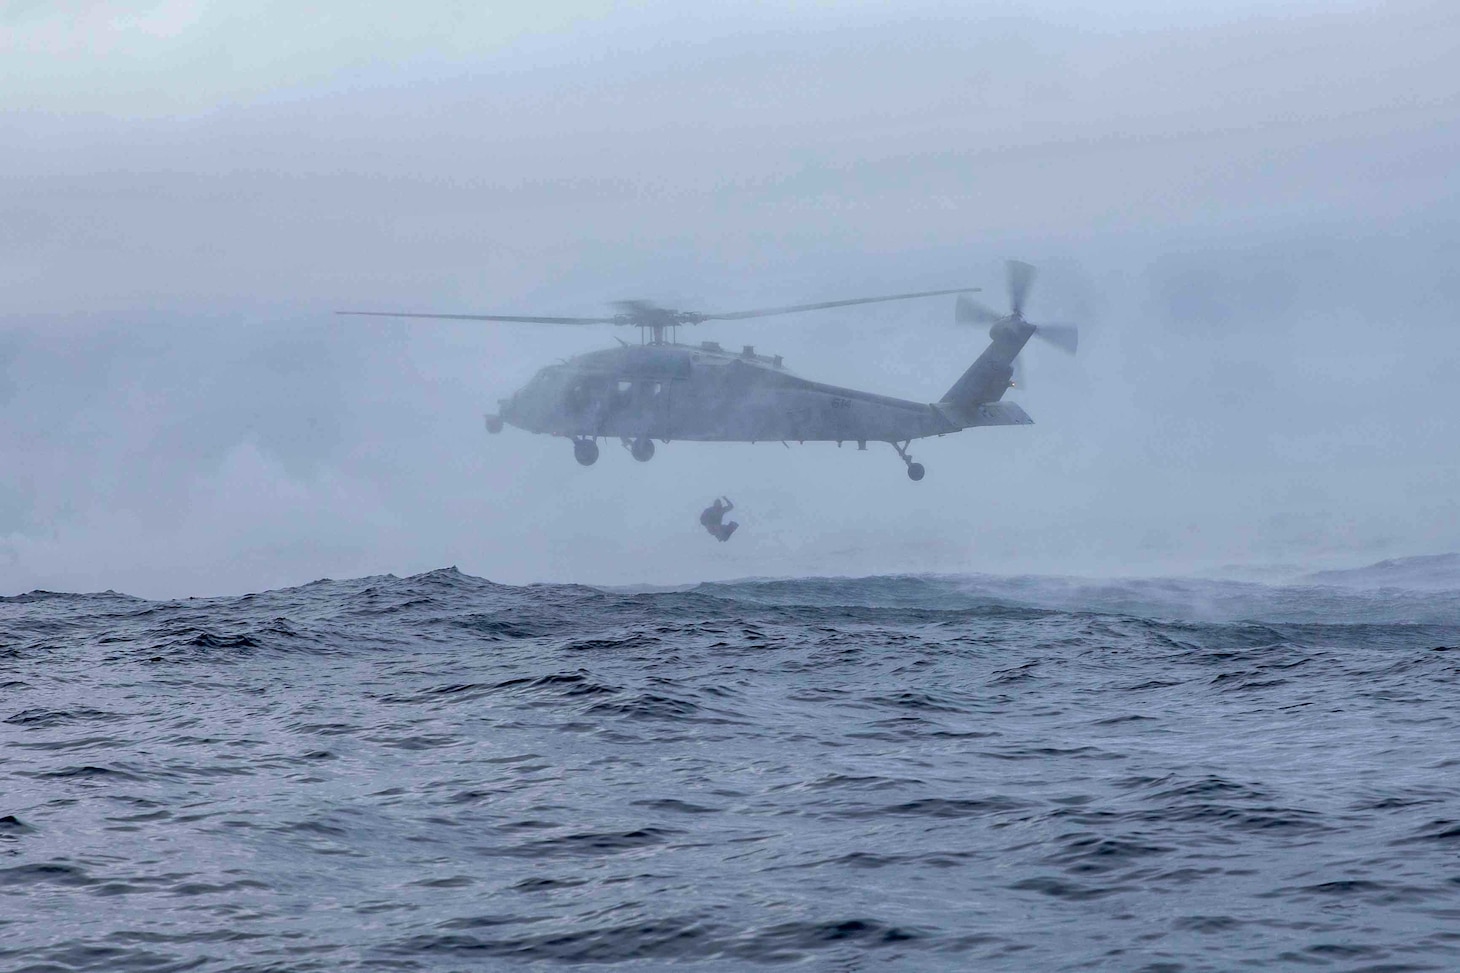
xmin=573 ymin=439 xmax=600 ymax=466
xmin=892 ymin=441 xmax=924 ymax=481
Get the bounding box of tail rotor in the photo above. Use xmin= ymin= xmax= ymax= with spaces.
xmin=954 ymin=260 xmax=1080 ymax=356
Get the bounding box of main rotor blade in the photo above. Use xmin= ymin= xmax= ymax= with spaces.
xmin=1007 ymin=260 xmax=1035 ymax=318
xmin=698 ymin=287 xmax=978 ymax=322
xmin=335 ymin=311 xmax=618 ymax=325
xmin=955 ymin=295 xmax=1005 ymax=325
xmin=1033 ymin=323 xmax=1079 ymax=354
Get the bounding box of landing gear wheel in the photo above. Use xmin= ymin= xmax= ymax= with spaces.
xmin=485 ymin=415 xmax=504 ymax=434
xmin=631 ymin=437 xmax=655 ymax=462
xmin=892 ymin=441 xmax=924 ymax=482
xmin=573 ymin=439 xmax=599 ymax=466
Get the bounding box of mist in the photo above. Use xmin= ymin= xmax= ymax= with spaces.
xmin=3 ymin=0 xmax=1457 ymax=597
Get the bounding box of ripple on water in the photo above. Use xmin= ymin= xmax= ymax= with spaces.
xmin=2 ymin=569 xmax=1459 ymax=971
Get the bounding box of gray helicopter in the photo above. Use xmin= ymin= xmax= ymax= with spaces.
xmin=339 ymin=261 xmax=1077 ymax=481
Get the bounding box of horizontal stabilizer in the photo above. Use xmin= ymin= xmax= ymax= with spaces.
xmin=934 ymin=399 xmax=1033 ymax=428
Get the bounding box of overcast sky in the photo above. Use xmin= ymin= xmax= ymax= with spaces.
xmin=2 ymin=0 xmax=1457 ymax=597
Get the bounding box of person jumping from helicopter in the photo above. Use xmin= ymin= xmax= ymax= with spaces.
xmin=700 ymin=496 xmax=738 ymax=542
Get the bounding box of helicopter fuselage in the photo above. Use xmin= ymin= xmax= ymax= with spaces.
xmin=500 ymin=342 xmax=967 ymax=445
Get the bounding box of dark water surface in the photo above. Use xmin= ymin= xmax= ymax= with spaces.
xmin=3 ymin=569 xmax=1459 ymax=971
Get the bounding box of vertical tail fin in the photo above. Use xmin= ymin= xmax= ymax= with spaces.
xmin=940 ymin=321 xmax=1034 ymax=409
xmin=940 ymin=261 xmax=1078 ymax=412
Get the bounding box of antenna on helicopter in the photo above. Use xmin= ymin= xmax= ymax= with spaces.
xmin=338 ymin=286 xmax=979 ymax=345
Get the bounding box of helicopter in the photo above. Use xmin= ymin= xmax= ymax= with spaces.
xmin=338 ymin=261 xmax=1078 ymax=481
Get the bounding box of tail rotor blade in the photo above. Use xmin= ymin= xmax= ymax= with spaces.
xmin=1033 ymin=323 xmax=1079 ymax=355
xmin=1007 ymin=260 xmax=1035 ymax=318
xmin=955 ymin=295 xmax=1004 ymax=325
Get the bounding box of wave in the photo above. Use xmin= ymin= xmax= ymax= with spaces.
xmin=7 ymin=566 xmax=1460 ymax=646
xmin=4 ymin=561 xmax=1460 ymax=972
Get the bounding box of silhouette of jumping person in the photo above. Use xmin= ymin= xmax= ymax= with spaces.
xmin=700 ymin=496 xmax=738 ymax=542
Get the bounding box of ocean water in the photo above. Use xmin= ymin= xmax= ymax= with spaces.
xmin=3 ymin=569 xmax=1459 ymax=972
